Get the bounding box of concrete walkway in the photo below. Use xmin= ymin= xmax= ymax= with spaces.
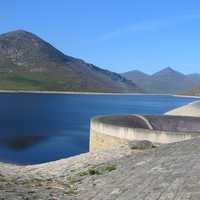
xmin=165 ymin=100 xmax=200 ymax=117
xmin=1 ymin=138 xmax=200 ymax=199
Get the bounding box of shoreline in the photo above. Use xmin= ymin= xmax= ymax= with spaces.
xmin=0 ymin=93 xmax=197 ymax=167
xmin=172 ymin=94 xmax=200 ymax=99
xmin=0 ymin=95 xmax=199 ymax=199
xmin=0 ymin=99 xmax=198 ymax=167
xmin=0 ymin=89 xmax=199 ymax=98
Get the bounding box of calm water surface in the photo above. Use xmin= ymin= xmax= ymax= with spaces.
xmin=0 ymin=93 xmax=197 ymax=164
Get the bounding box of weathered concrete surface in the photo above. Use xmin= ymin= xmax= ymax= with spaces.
xmin=90 ymin=129 xmax=129 ymax=151
xmin=165 ymin=100 xmax=200 ymax=116
xmin=90 ymin=114 xmax=200 ymax=150
xmin=1 ymin=138 xmax=200 ymax=199
xmin=0 ymin=144 xmax=134 ymax=200
xmin=145 ymin=115 xmax=200 ymax=132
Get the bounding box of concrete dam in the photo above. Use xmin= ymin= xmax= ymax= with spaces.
xmin=90 ymin=114 xmax=200 ymax=151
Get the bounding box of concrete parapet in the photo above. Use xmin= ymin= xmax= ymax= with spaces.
xmin=90 ymin=114 xmax=200 ymax=151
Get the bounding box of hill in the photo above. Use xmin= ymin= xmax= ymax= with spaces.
xmin=121 ymin=70 xmax=150 ymax=83
xmin=179 ymin=73 xmax=200 ymax=96
xmin=180 ymin=86 xmax=200 ymax=96
xmin=0 ymin=30 xmax=141 ymax=92
xmin=187 ymin=73 xmax=200 ymax=85
xmin=121 ymin=67 xmax=200 ymax=94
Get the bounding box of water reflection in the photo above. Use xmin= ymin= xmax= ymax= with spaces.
xmin=0 ymin=135 xmax=48 ymax=150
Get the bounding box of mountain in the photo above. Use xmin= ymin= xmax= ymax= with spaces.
xmin=0 ymin=30 xmax=142 ymax=92
xmin=179 ymin=86 xmax=200 ymax=96
xmin=183 ymin=74 xmax=200 ymax=95
xmin=121 ymin=67 xmax=199 ymax=94
xmin=121 ymin=70 xmax=153 ymax=92
xmin=187 ymin=73 xmax=200 ymax=85
xmin=150 ymin=67 xmax=195 ymax=93
xmin=121 ymin=70 xmax=150 ymax=82
xmin=151 ymin=67 xmax=183 ymax=78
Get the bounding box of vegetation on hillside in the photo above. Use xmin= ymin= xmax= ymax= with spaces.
xmin=0 ymin=30 xmax=142 ymax=92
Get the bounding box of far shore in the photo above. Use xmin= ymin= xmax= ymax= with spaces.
xmin=172 ymin=94 xmax=200 ymax=99
xmin=0 ymin=89 xmax=199 ymax=98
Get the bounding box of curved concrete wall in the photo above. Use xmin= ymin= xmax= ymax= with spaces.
xmin=90 ymin=115 xmax=200 ymax=151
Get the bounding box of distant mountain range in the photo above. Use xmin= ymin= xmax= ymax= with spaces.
xmin=121 ymin=67 xmax=200 ymax=94
xmin=1 ymin=30 xmax=200 ymax=95
xmin=0 ymin=30 xmax=141 ymax=92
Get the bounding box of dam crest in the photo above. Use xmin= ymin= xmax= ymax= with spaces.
xmin=90 ymin=101 xmax=200 ymax=151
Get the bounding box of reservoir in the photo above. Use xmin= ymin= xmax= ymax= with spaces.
xmin=0 ymin=93 xmax=196 ymax=164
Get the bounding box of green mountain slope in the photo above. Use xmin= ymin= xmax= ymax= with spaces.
xmin=0 ymin=30 xmax=142 ymax=92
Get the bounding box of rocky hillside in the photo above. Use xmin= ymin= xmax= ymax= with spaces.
xmin=121 ymin=67 xmax=200 ymax=94
xmin=0 ymin=30 xmax=141 ymax=92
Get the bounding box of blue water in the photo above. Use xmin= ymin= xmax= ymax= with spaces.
xmin=0 ymin=93 xmax=196 ymax=164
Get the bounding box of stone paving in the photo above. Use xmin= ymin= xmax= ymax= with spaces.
xmin=1 ymin=138 xmax=200 ymax=199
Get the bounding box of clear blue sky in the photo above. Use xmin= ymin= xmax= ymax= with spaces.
xmin=1 ymin=0 xmax=200 ymax=74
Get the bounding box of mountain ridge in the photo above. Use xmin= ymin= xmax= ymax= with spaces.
xmin=121 ymin=67 xmax=200 ymax=94
xmin=151 ymin=67 xmax=185 ymax=77
xmin=0 ymin=30 xmax=142 ymax=92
